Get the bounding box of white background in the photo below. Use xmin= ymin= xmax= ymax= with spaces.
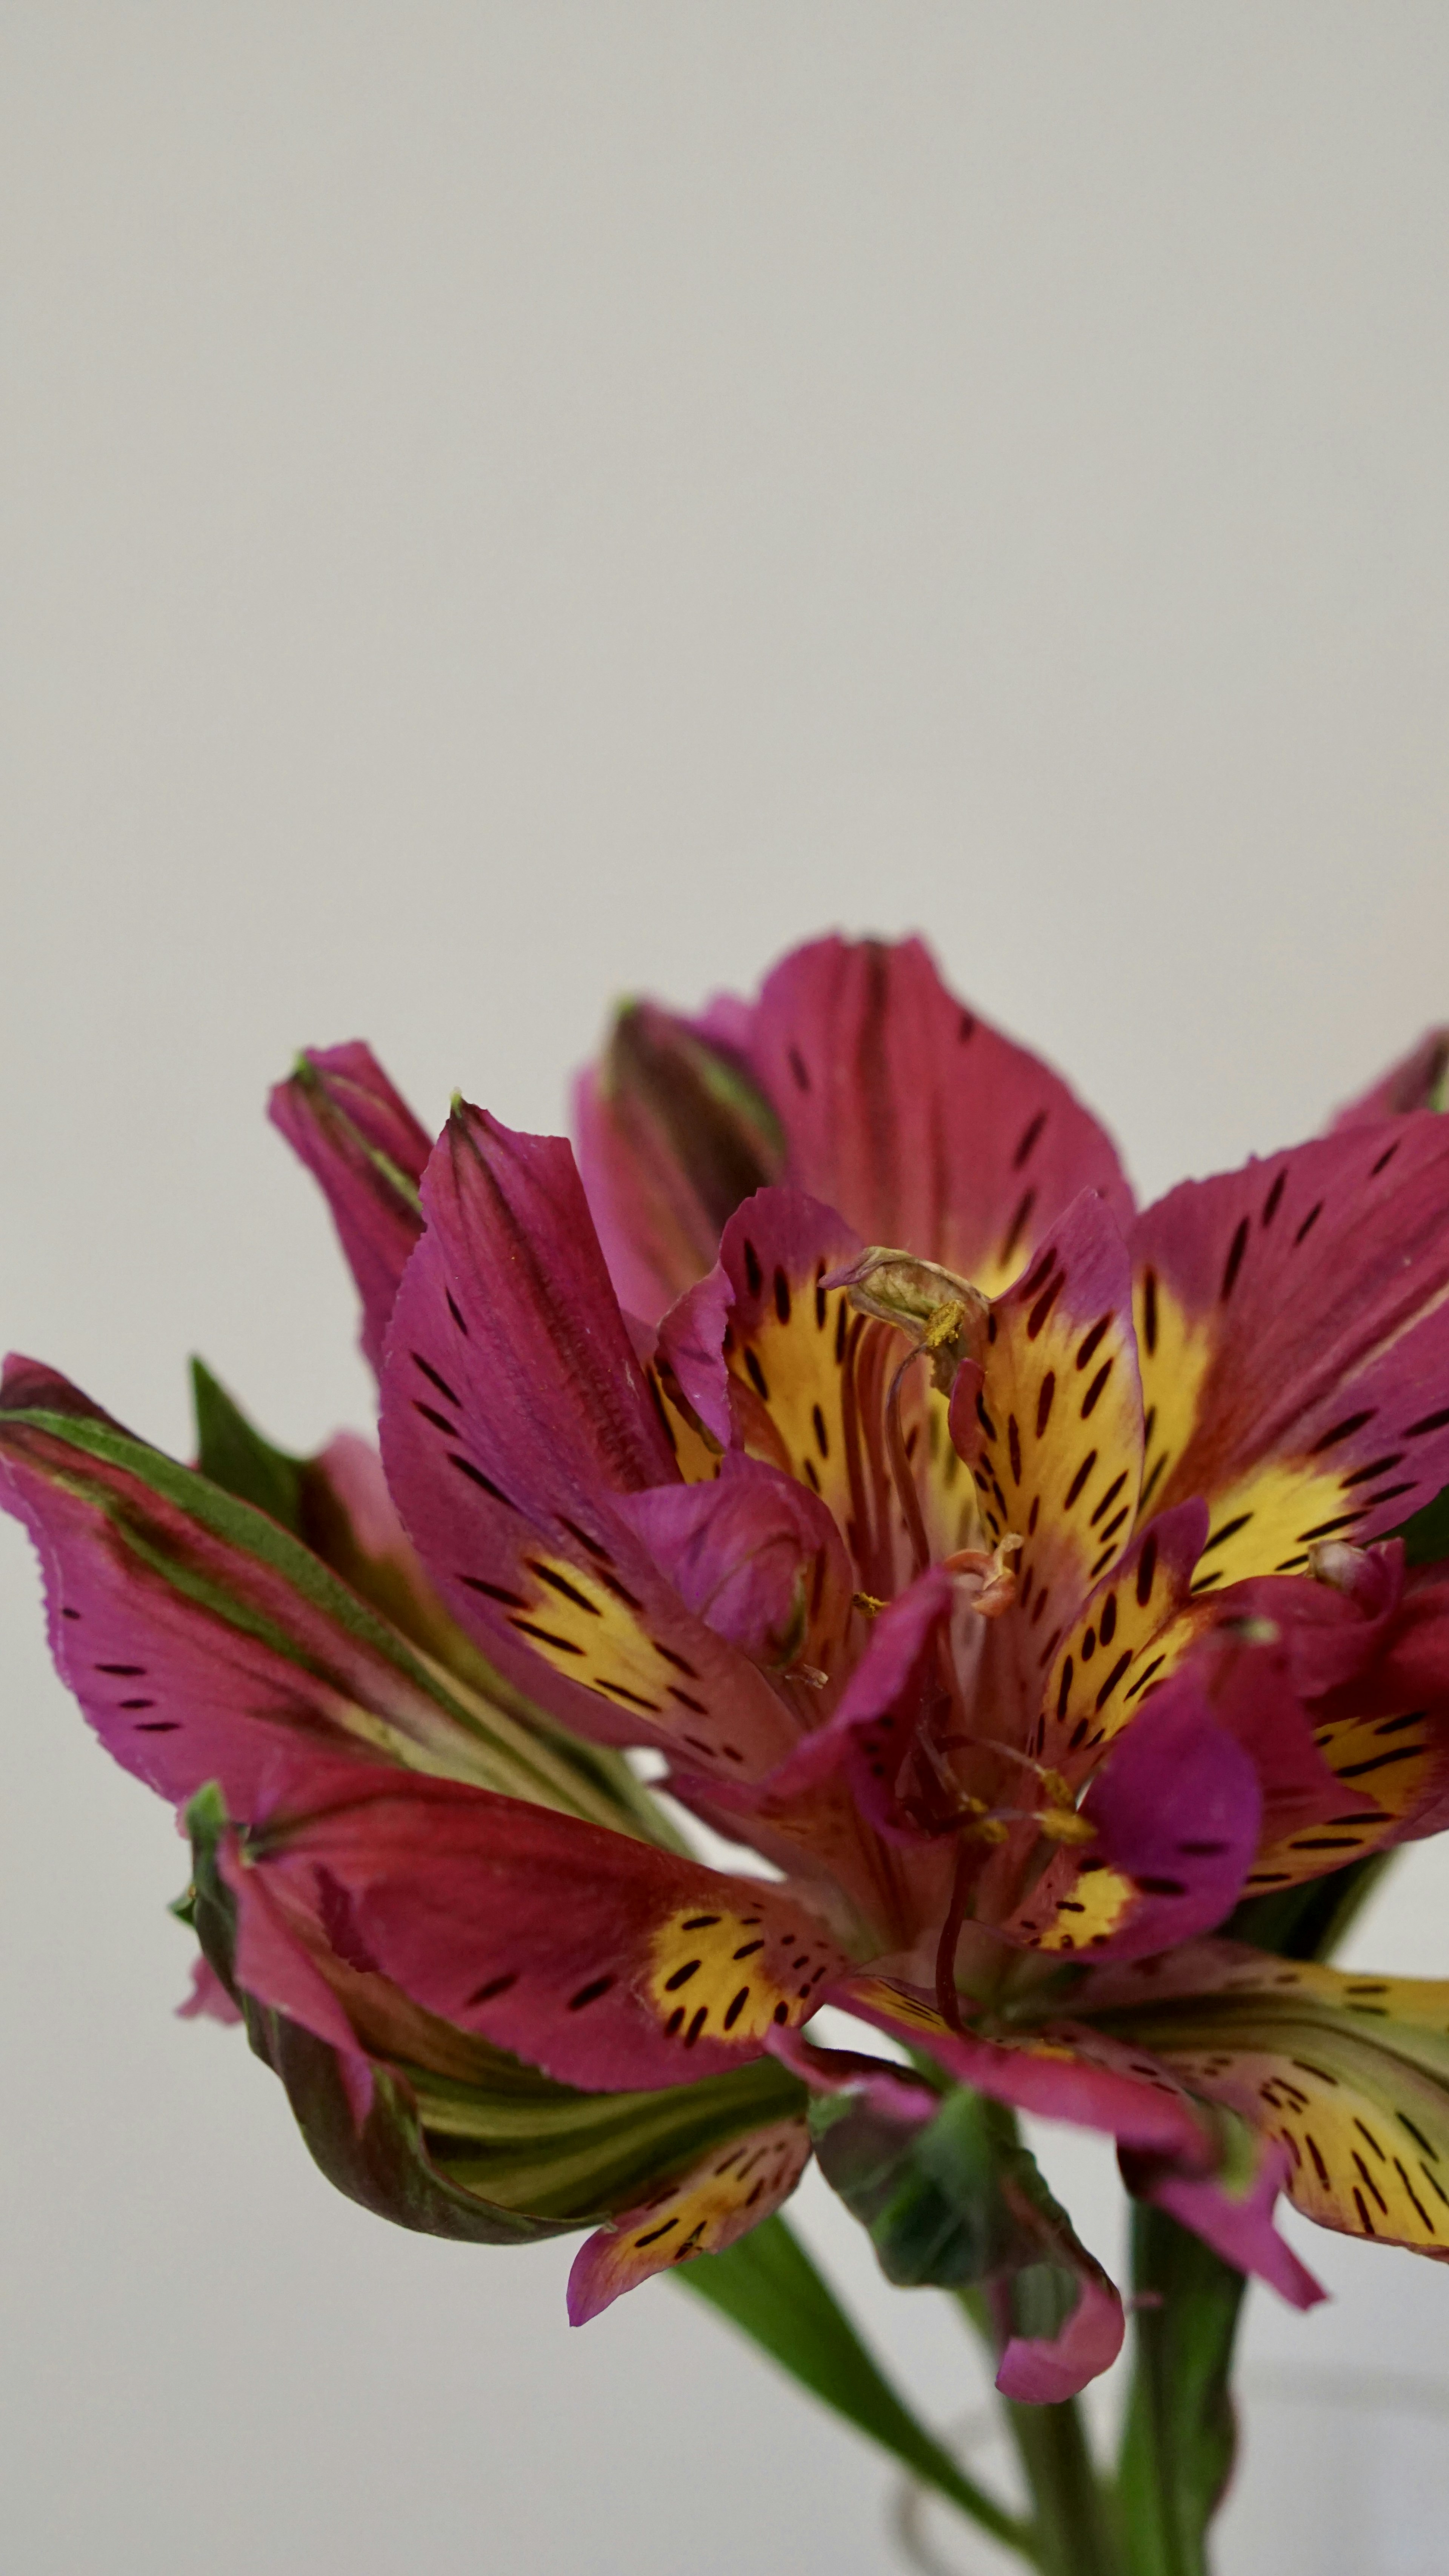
xmin=5 ymin=10 xmax=1449 ymax=2571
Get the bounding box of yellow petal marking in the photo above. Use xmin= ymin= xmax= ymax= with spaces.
xmin=590 ymin=2117 xmax=811 ymax=2293
xmin=646 ymin=1904 xmax=841 ymax=2048
xmin=973 ymin=1268 xmax=1143 ymax=1670
xmin=724 ymin=1273 xmax=980 ymax=1585
xmin=504 ymin=1553 xmax=741 ymax=1756
xmin=1135 ymin=1268 xmax=1396 ymax=1585
xmin=1026 ymin=1862 xmax=1137 ymax=1953
xmin=1040 ymin=1529 xmax=1200 ymax=1765
xmin=1134 ymin=1268 xmax=1214 ymax=1525
xmin=648 ymin=1366 xmax=722 ymax=1486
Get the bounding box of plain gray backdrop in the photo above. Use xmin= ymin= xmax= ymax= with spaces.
xmin=5 ymin=10 xmax=1449 ymax=2571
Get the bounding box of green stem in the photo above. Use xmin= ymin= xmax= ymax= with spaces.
xmin=1002 ymin=2390 xmax=1120 ymax=2576
xmin=1114 ymin=2207 xmax=1249 ymax=2576
xmin=956 ymin=2289 xmax=1117 ymax=2576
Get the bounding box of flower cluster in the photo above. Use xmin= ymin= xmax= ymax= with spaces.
xmin=6 ymin=936 xmax=1449 ymax=2406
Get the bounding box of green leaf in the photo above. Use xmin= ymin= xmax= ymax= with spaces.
xmin=679 ymin=2215 xmax=1032 ymax=2555
xmin=191 ymin=1358 xmax=305 ymax=1532
xmin=1115 ymin=2205 xmax=1247 ymax=2576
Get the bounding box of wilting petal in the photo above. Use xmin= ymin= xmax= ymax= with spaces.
xmin=575 ymin=1003 xmax=784 ymax=1324
xmin=1005 ymin=1677 xmax=1261 ymax=1960
xmin=269 ymin=1042 xmax=430 ymax=1378
xmin=619 ymin=1454 xmax=852 ymax=1677
xmin=0 ymin=1360 xmax=621 ymax=1823
xmin=1331 ymin=1031 xmax=1449 ymax=1129
xmin=567 ymin=2116 xmax=811 ymax=2319
xmin=240 ymin=1771 xmax=851 ymax=2091
xmin=1120 ymin=2125 xmax=1323 ymax=2309
xmin=1132 ymin=1116 xmax=1449 ymax=1587
xmin=745 ymin=937 xmax=1134 ymax=1295
xmin=1080 ymin=1942 xmax=1449 ymax=2259
xmin=379 ymin=1108 xmax=799 ymax=1780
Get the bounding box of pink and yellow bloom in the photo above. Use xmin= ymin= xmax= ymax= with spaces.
xmin=6 ymin=936 xmax=1449 ymax=2406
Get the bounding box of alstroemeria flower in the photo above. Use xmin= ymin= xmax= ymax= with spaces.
xmin=7 ymin=936 xmax=1449 ymax=2404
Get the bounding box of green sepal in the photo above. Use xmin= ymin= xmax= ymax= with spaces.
xmin=680 ymin=2216 xmax=1031 ymax=2553
xmin=191 ymin=1358 xmax=305 ymax=1534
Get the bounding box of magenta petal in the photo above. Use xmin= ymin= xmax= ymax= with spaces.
xmin=574 ymin=1003 xmax=783 ymax=1325
xmin=269 ymin=1042 xmax=431 ymax=1379
xmin=834 ymin=1979 xmax=1210 ymax=2159
xmin=176 ymin=1956 xmax=243 ymax=2025
xmin=1133 ymin=1115 xmax=1449 ymax=1547
xmin=618 ymin=1454 xmax=851 ymax=1671
xmin=1121 ymin=2135 xmax=1324 ymax=2310
xmin=378 ymin=1108 xmax=798 ymax=1778
xmin=249 ymin=1771 xmax=849 ymax=2092
xmin=764 ymin=2023 xmax=942 ymax=2124
xmin=1331 ymin=1032 xmax=1449 ymax=1129
xmin=658 ymin=1187 xmax=863 ymax=1449
xmin=995 ymin=2262 xmax=1125 ymax=2405
xmin=0 ymin=1360 xmax=505 ymax=1815
xmin=1074 ymin=1685 xmax=1261 ymax=1960
xmin=746 ymin=937 xmax=1134 ymax=1291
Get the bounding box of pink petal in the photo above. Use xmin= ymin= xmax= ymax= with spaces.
xmin=1120 ymin=2132 xmax=1323 ymax=2310
xmin=995 ymin=2260 xmax=1125 ymax=2405
xmin=1133 ymin=1116 xmax=1449 ymax=1574
xmin=1331 ymin=1032 xmax=1449 ymax=1129
xmin=618 ymin=1452 xmax=852 ymax=1674
xmin=269 ymin=1042 xmax=431 ymax=1378
xmin=747 ymin=937 xmax=1134 ymax=1294
xmin=0 ymin=1360 xmax=505 ymax=1815
xmin=378 ymin=1108 xmax=799 ymax=1780
xmin=245 ymin=1769 xmax=850 ymax=2093
xmin=1006 ymin=1677 xmax=1261 ymax=1962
